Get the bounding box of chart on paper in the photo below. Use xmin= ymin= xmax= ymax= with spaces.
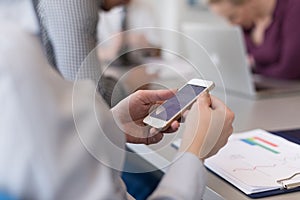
xmin=204 ymin=129 xmax=300 ymax=194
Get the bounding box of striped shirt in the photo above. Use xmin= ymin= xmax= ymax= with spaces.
xmin=33 ymin=0 xmax=102 ymax=81
xmin=33 ymin=0 xmax=125 ymax=106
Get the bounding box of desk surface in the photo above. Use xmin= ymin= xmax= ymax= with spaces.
xmin=127 ymin=93 xmax=300 ymax=200
xmin=106 ymin=59 xmax=300 ymax=200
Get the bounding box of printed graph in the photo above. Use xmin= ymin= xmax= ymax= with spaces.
xmin=240 ymin=136 xmax=280 ymax=154
xmin=205 ymin=130 xmax=300 ymax=192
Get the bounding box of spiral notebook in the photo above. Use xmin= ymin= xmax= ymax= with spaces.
xmin=172 ymin=129 xmax=300 ymax=198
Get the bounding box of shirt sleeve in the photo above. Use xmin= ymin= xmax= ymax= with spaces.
xmin=254 ymin=0 xmax=300 ymax=79
xmin=148 ymin=152 xmax=207 ymax=200
xmin=0 ymin=23 xmax=131 ymax=199
xmin=39 ymin=0 xmax=102 ymax=81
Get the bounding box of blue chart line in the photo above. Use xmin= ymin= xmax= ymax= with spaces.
xmin=240 ymin=138 xmax=280 ymax=154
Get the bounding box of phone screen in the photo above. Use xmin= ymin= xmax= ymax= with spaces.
xmin=150 ymin=84 xmax=206 ymax=121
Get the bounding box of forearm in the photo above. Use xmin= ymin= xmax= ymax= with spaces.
xmin=149 ymin=152 xmax=207 ymax=200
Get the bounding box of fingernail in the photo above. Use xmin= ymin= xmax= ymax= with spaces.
xmin=150 ymin=128 xmax=157 ymax=136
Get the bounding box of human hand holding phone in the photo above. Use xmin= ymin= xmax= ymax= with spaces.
xmin=143 ymin=79 xmax=215 ymax=131
xmin=179 ymin=92 xmax=235 ymax=160
xmin=112 ymin=90 xmax=180 ymax=145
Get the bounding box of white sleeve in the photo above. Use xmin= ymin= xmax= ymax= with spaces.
xmin=149 ymin=153 xmax=207 ymax=200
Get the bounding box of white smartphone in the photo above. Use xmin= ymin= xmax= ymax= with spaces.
xmin=143 ymin=79 xmax=215 ymax=130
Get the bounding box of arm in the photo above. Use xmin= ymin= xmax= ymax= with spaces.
xmin=112 ymin=90 xmax=234 ymax=199
xmin=149 ymin=153 xmax=207 ymax=200
xmin=39 ymin=0 xmax=101 ymax=81
xmin=112 ymin=90 xmax=207 ymax=199
xmin=0 ymin=25 xmax=131 ymax=199
xmin=254 ymin=1 xmax=300 ymax=79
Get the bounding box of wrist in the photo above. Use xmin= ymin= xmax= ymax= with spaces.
xmin=248 ymin=55 xmax=256 ymax=69
xmin=179 ymin=140 xmax=204 ymax=162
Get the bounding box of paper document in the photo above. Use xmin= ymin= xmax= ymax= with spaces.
xmin=172 ymin=129 xmax=300 ymax=195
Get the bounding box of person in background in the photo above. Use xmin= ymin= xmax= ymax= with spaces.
xmin=207 ymin=0 xmax=300 ymax=80
xmin=97 ymin=0 xmax=161 ymax=66
xmin=0 ymin=24 xmax=234 ymax=200
xmin=32 ymin=0 xmax=130 ymax=106
xmin=97 ymin=6 xmax=125 ymax=63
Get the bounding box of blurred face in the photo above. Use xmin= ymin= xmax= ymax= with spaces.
xmin=210 ymin=0 xmax=256 ymax=29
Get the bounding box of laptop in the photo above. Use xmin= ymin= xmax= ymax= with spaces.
xmin=182 ymin=23 xmax=300 ymax=99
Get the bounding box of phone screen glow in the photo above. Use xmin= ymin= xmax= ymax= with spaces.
xmin=150 ymin=84 xmax=206 ymax=121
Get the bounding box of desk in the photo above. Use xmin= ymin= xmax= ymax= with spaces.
xmin=105 ymin=59 xmax=300 ymax=199
xmin=127 ymin=93 xmax=300 ymax=200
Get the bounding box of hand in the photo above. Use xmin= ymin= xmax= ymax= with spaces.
xmin=251 ymin=17 xmax=272 ymax=46
xmin=101 ymin=0 xmax=130 ymax=11
xmin=247 ymin=54 xmax=256 ymax=69
xmin=111 ymin=90 xmax=180 ymax=144
xmin=179 ymin=92 xmax=234 ymax=161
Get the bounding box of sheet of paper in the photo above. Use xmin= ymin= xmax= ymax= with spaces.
xmin=204 ymin=129 xmax=300 ymax=194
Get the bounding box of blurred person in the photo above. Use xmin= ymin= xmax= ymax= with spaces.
xmin=126 ymin=0 xmax=160 ymax=51
xmin=0 ymin=24 xmax=234 ymax=199
xmin=207 ymin=0 xmax=300 ymax=80
xmin=98 ymin=0 xmax=161 ymax=66
xmin=97 ymin=6 xmax=124 ymax=63
xmin=32 ymin=0 xmax=130 ymax=106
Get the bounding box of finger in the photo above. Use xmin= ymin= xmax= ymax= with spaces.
xmin=126 ymin=135 xmax=148 ymax=144
xmin=197 ymin=91 xmax=211 ymax=108
xmin=171 ymin=120 xmax=180 ymax=129
xmin=149 ymin=127 xmax=160 ymax=136
xmin=163 ymin=121 xmax=180 ymax=133
xmin=140 ymin=89 xmax=177 ymax=104
xmin=126 ymin=132 xmax=163 ymax=145
xmin=155 ymin=100 xmax=166 ymax=105
xmin=210 ymin=95 xmax=226 ymax=110
xmin=180 ymin=110 xmax=189 ymax=123
xmin=147 ymin=133 xmax=164 ymax=145
xmin=210 ymin=96 xmax=234 ymax=125
xmin=149 ymin=103 xmax=161 ymax=113
xmin=149 ymin=121 xmax=179 ymax=135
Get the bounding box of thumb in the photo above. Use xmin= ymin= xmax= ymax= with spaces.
xmin=197 ymin=91 xmax=211 ymax=108
xmin=142 ymin=89 xmax=176 ymax=104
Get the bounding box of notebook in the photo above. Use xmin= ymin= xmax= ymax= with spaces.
xmin=172 ymin=129 xmax=300 ymax=198
xmin=182 ymin=24 xmax=300 ymax=99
